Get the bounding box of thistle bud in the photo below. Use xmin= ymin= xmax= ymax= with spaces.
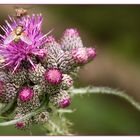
xmin=86 ymin=47 xmax=96 ymax=61
xmin=28 ymin=63 xmax=46 ymax=84
xmin=61 ymin=28 xmax=83 ymax=51
xmin=15 ymin=114 xmax=26 ymax=129
xmin=34 ymin=111 xmax=49 ymax=124
xmin=46 ymin=35 xmax=55 ymax=43
xmin=43 ymin=36 xmax=63 ymax=69
xmin=57 ymin=51 xmax=75 ymax=73
xmin=0 ymin=81 xmax=17 ymax=103
xmin=72 ymin=48 xmax=88 ymax=64
xmin=16 ymin=94 xmax=40 ymax=114
xmin=19 ymin=87 xmax=34 ymax=102
xmin=45 ymin=36 xmax=63 ymax=58
xmin=17 ymin=87 xmax=40 ymax=114
xmin=8 ymin=68 xmax=27 ymax=88
xmin=61 ymin=74 xmax=73 ymax=90
xmin=33 ymin=84 xmax=46 ymax=97
xmin=0 ymin=71 xmax=9 ymax=83
xmin=44 ymin=68 xmax=62 ymax=85
xmin=49 ymin=90 xmax=71 ymax=108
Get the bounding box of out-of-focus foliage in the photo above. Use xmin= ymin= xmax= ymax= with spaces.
xmin=0 ymin=5 xmax=140 ymax=135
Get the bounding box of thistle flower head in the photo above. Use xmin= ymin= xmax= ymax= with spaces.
xmin=44 ymin=68 xmax=63 ymax=85
xmin=72 ymin=47 xmax=88 ymax=64
xmin=19 ymin=87 xmax=34 ymax=102
xmin=49 ymin=90 xmax=71 ymax=108
xmin=16 ymin=121 xmax=25 ymax=129
xmin=59 ymin=98 xmax=71 ymax=108
xmin=0 ymin=82 xmax=17 ymax=103
xmin=45 ymin=35 xmax=55 ymax=44
xmin=61 ymin=74 xmax=73 ymax=90
xmin=34 ymin=111 xmax=49 ymax=124
xmin=0 ymin=14 xmax=48 ymax=72
xmin=15 ymin=114 xmax=26 ymax=129
xmin=61 ymin=28 xmax=83 ymax=51
xmin=63 ymin=28 xmax=79 ymax=36
xmin=0 ymin=10 xmax=97 ymax=131
xmin=28 ymin=63 xmax=46 ymax=84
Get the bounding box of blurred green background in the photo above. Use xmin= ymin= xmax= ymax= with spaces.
xmin=0 ymin=5 xmax=140 ymax=135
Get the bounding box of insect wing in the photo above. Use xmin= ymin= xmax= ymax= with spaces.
xmin=20 ymin=33 xmax=32 ymax=45
xmin=4 ymin=32 xmax=16 ymax=45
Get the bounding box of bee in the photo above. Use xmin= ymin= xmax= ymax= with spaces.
xmin=15 ymin=7 xmax=28 ymax=18
xmin=4 ymin=25 xmax=32 ymax=45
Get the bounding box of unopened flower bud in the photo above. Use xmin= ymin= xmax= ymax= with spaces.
xmin=34 ymin=111 xmax=49 ymax=124
xmin=46 ymin=35 xmax=55 ymax=43
xmin=15 ymin=114 xmax=26 ymax=129
xmin=45 ymin=36 xmax=63 ymax=57
xmin=28 ymin=63 xmax=46 ymax=84
xmin=49 ymin=90 xmax=71 ymax=108
xmin=61 ymin=28 xmax=83 ymax=51
xmin=0 ymin=81 xmax=17 ymax=103
xmin=57 ymin=51 xmax=75 ymax=73
xmin=61 ymin=74 xmax=73 ymax=90
xmin=86 ymin=47 xmax=96 ymax=61
xmin=44 ymin=68 xmax=62 ymax=85
xmin=63 ymin=28 xmax=79 ymax=36
xmin=17 ymin=90 xmax=40 ymax=114
xmin=8 ymin=68 xmax=27 ymax=88
xmin=72 ymin=48 xmax=88 ymax=64
xmin=0 ymin=71 xmax=9 ymax=83
xmin=33 ymin=84 xmax=46 ymax=97
xmin=19 ymin=87 xmax=34 ymax=102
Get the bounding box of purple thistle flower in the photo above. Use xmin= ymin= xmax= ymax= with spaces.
xmin=19 ymin=87 xmax=34 ymax=102
xmin=49 ymin=90 xmax=71 ymax=108
xmin=59 ymin=98 xmax=71 ymax=108
xmin=0 ymin=9 xmax=97 ymax=130
xmin=0 ymin=14 xmax=49 ymax=72
xmin=44 ymin=68 xmax=63 ymax=85
xmin=63 ymin=28 xmax=79 ymax=36
xmin=15 ymin=114 xmax=26 ymax=129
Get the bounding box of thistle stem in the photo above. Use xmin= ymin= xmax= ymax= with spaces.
xmin=0 ymin=98 xmax=47 ymax=126
xmin=70 ymin=86 xmax=140 ymax=111
xmin=0 ymin=99 xmax=15 ymax=115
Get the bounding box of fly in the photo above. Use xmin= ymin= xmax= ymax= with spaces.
xmin=4 ymin=25 xmax=32 ymax=45
xmin=15 ymin=7 xmax=28 ymax=18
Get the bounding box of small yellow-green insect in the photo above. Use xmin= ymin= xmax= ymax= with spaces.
xmin=4 ymin=25 xmax=32 ymax=45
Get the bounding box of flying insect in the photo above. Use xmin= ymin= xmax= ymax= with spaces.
xmin=4 ymin=25 xmax=32 ymax=45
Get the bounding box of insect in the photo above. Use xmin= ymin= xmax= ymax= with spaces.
xmin=4 ymin=25 xmax=32 ymax=45
xmin=15 ymin=7 xmax=28 ymax=18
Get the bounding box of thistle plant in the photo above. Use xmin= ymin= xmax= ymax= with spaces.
xmin=0 ymin=9 xmax=139 ymax=135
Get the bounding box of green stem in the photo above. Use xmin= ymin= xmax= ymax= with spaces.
xmin=56 ymin=109 xmax=74 ymax=114
xmin=70 ymin=86 xmax=140 ymax=111
xmin=0 ymin=98 xmax=47 ymax=126
xmin=0 ymin=99 xmax=15 ymax=115
xmin=0 ymin=116 xmax=9 ymax=119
